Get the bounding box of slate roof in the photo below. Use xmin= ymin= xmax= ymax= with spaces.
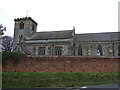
xmin=75 ymin=32 xmax=120 ymax=42
xmin=27 ymin=30 xmax=74 ymax=40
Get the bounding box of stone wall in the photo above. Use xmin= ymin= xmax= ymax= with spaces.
xmin=23 ymin=40 xmax=74 ymax=56
xmin=13 ymin=17 xmax=37 ymax=49
xmin=75 ymin=41 xmax=119 ymax=57
xmin=18 ymin=41 xmax=120 ymax=57
xmin=2 ymin=56 xmax=120 ymax=72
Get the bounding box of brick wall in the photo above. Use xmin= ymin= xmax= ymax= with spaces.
xmin=2 ymin=56 xmax=120 ymax=72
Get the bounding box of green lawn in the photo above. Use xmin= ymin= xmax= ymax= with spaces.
xmin=2 ymin=72 xmax=119 ymax=88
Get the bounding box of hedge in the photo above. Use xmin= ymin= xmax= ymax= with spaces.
xmin=2 ymin=52 xmax=25 ymax=65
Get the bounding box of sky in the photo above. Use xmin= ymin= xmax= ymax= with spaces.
xmin=0 ymin=0 xmax=119 ymax=37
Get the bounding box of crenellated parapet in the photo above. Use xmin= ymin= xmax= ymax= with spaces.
xmin=14 ymin=17 xmax=37 ymax=25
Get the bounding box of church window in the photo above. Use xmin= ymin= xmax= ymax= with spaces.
xmin=38 ymin=47 xmax=46 ymax=55
xmin=78 ymin=46 xmax=82 ymax=56
xmin=48 ymin=47 xmax=52 ymax=55
xmin=118 ymin=44 xmax=120 ymax=56
xmin=97 ymin=45 xmax=103 ymax=56
xmin=19 ymin=35 xmax=23 ymax=42
xmin=19 ymin=22 xmax=24 ymax=29
xmin=32 ymin=24 xmax=34 ymax=31
xmin=55 ymin=47 xmax=62 ymax=55
xmin=73 ymin=44 xmax=75 ymax=55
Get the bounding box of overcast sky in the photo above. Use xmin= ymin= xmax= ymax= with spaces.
xmin=0 ymin=0 xmax=119 ymax=37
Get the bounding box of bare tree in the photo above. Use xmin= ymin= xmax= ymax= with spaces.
xmin=0 ymin=24 xmax=6 ymax=52
xmin=0 ymin=24 xmax=6 ymax=36
xmin=2 ymin=36 xmax=13 ymax=52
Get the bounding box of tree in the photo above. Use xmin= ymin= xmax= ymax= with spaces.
xmin=0 ymin=24 xmax=6 ymax=52
xmin=2 ymin=36 xmax=13 ymax=52
xmin=0 ymin=24 xmax=6 ymax=36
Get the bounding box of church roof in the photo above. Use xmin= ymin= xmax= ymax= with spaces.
xmin=75 ymin=32 xmax=120 ymax=42
xmin=27 ymin=30 xmax=74 ymax=40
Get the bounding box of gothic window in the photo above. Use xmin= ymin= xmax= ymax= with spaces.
xmin=32 ymin=24 xmax=34 ymax=31
xmin=19 ymin=22 xmax=24 ymax=29
xmin=48 ymin=47 xmax=52 ymax=55
xmin=97 ymin=45 xmax=103 ymax=56
xmin=55 ymin=47 xmax=62 ymax=55
xmin=38 ymin=47 xmax=46 ymax=55
xmin=118 ymin=44 xmax=120 ymax=56
xmin=73 ymin=44 xmax=75 ymax=55
xmin=112 ymin=43 xmax=114 ymax=56
xmin=78 ymin=46 xmax=82 ymax=56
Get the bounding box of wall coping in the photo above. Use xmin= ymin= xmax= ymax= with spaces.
xmin=26 ymin=55 xmax=120 ymax=59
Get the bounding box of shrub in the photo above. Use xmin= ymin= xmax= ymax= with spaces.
xmin=2 ymin=52 xmax=25 ymax=65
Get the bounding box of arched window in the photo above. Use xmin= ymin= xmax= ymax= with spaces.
xmin=78 ymin=46 xmax=82 ymax=56
xmin=32 ymin=24 xmax=34 ymax=31
xmin=97 ymin=45 xmax=103 ymax=56
xmin=118 ymin=44 xmax=120 ymax=56
xmin=19 ymin=22 xmax=24 ymax=29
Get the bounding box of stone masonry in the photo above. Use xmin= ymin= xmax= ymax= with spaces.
xmin=13 ymin=17 xmax=120 ymax=57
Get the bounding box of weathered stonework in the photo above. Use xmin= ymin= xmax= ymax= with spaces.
xmin=13 ymin=17 xmax=120 ymax=57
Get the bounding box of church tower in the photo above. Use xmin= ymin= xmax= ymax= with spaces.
xmin=13 ymin=17 xmax=37 ymax=49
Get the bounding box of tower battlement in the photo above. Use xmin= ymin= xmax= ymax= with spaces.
xmin=14 ymin=17 xmax=37 ymax=25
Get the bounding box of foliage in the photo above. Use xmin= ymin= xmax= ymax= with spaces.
xmin=2 ymin=52 xmax=25 ymax=65
xmin=2 ymin=72 xmax=119 ymax=88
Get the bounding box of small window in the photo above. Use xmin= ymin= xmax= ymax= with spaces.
xmin=55 ymin=47 xmax=62 ymax=55
xmin=78 ymin=46 xmax=82 ymax=56
xmin=38 ymin=47 xmax=46 ymax=55
xmin=19 ymin=22 xmax=24 ymax=29
xmin=118 ymin=45 xmax=120 ymax=56
xmin=97 ymin=45 xmax=103 ymax=56
xmin=32 ymin=24 xmax=34 ymax=31
xmin=19 ymin=35 xmax=23 ymax=42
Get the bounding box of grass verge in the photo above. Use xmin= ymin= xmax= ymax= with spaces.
xmin=2 ymin=72 xmax=119 ymax=88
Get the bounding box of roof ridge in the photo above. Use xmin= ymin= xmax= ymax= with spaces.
xmin=35 ymin=30 xmax=74 ymax=33
xmin=76 ymin=32 xmax=119 ymax=35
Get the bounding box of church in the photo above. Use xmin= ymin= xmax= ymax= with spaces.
xmin=13 ymin=17 xmax=120 ymax=57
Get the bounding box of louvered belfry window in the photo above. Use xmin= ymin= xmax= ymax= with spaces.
xmin=20 ymin=22 xmax=24 ymax=29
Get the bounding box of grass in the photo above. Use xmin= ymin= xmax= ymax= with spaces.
xmin=2 ymin=72 xmax=119 ymax=88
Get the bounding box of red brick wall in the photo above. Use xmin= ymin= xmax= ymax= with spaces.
xmin=2 ymin=56 xmax=120 ymax=72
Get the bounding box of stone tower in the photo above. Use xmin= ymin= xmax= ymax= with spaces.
xmin=13 ymin=17 xmax=37 ymax=49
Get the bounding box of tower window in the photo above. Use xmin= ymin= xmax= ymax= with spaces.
xmin=38 ymin=47 xmax=46 ymax=55
xmin=32 ymin=24 xmax=34 ymax=31
xmin=78 ymin=46 xmax=82 ymax=56
xmin=32 ymin=24 xmax=35 ymax=31
xmin=97 ymin=45 xmax=103 ymax=56
xmin=55 ymin=47 xmax=62 ymax=55
xmin=19 ymin=35 xmax=23 ymax=42
xmin=20 ymin=22 xmax=24 ymax=29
